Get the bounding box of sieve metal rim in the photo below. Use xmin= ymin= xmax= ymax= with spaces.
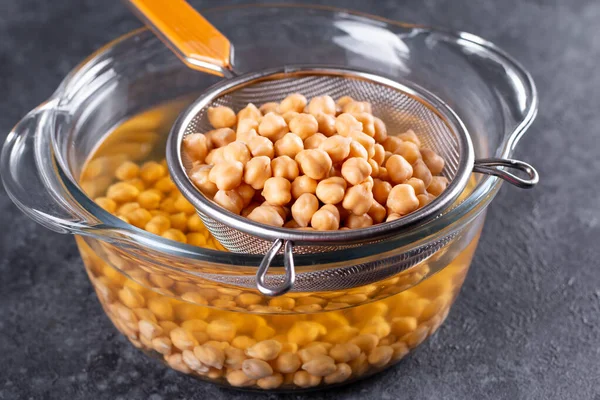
xmin=167 ymin=65 xmax=474 ymax=245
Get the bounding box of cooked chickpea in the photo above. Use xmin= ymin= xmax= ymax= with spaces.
xmin=208 ymin=161 xmax=243 ymax=191
xmin=427 ymin=176 xmax=448 ymax=196
xmin=257 ymin=373 xmax=284 ymax=390
xmin=259 ymin=102 xmax=280 ymax=114
xmin=316 ymin=136 xmax=350 ymax=165
xmin=387 ymin=184 xmax=419 ymax=215
xmin=329 ymin=343 xmax=361 ymax=363
xmin=372 ymin=143 xmax=385 ymax=165
xmin=222 ymin=141 xmax=251 ymax=165
xmin=385 ymin=155 xmax=413 ymax=184
xmin=262 ymin=177 xmax=292 ymax=206
xmin=206 ymin=128 xmax=236 ymax=148
xmin=274 ymin=133 xmax=304 ymax=158
xmin=411 ymin=160 xmax=433 ymax=188
xmin=304 ymin=133 xmax=327 ymax=150
xmin=281 ymin=111 xmax=299 ymax=125
xmin=237 ymin=103 xmax=262 ymax=122
xmin=378 ymin=167 xmax=389 ymax=182
xmin=114 ymin=161 xmax=140 ymax=181
xmin=314 ymin=112 xmax=337 ymax=136
xmin=336 ymin=95 xmax=354 ymax=110
xmin=213 ymin=190 xmax=244 ymax=214
xmin=373 ymin=116 xmax=388 ymax=143
xmin=293 ymin=370 xmax=322 ymax=388
xmin=406 ymin=177 xmax=426 ymax=195
xmin=295 ymin=149 xmax=332 ymax=180
xmin=258 ymin=112 xmax=288 ymax=141
xmin=348 ymin=140 xmax=368 ymax=159
xmin=241 ymin=201 xmax=260 ymax=217
xmin=246 ymin=135 xmax=274 ymax=158
xmin=324 ymin=363 xmax=352 ymax=384
xmin=194 ymin=343 xmax=226 ymax=369
xmin=291 ymin=193 xmax=319 ymax=227
xmin=316 ymin=177 xmax=346 ymax=205
xmin=204 ymin=147 xmax=225 ymax=165
xmin=345 ymin=213 xmax=373 ymax=229
xmin=280 ymin=93 xmax=307 ymax=114
xmin=301 ymin=354 xmax=337 ymax=377
xmin=289 ymin=113 xmax=319 ymax=140
xmin=236 ymin=121 xmax=259 ymax=142
xmin=276 ymin=352 xmax=301 ymax=374
xmin=245 ymin=340 xmax=282 ymax=361
xmin=335 ymin=113 xmax=362 ymax=137
xmin=95 ymin=197 xmax=117 ymax=213
xmin=107 ymin=182 xmax=140 ymax=202
xmin=342 ymin=182 xmax=374 ymax=215
xmin=242 ymin=359 xmax=273 ymax=380
xmin=421 ymin=148 xmax=445 ymax=175
xmin=417 ymin=193 xmax=435 ymax=207
xmin=271 ymin=156 xmax=299 ymax=181
xmin=345 ymin=130 xmax=375 ymax=155
xmin=342 ymin=100 xmax=371 ymax=114
xmin=291 ymin=175 xmax=317 ymax=199
xmin=398 ymin=129 xmax=422 ymax=147
xmin=127 ymin=207 xmax=152 ymax=228
xmin=237 ymin=183 xmax=256 ymax=206
xmin=226 ymin=370 xmax=255 ymax=387
xmin=137 ymin=189 xmax=162 ymax=210
xmin=367 ymin=200 xmax=387 ymax=224
xmin=352 ymin=112 xmax=375 ymax=137
xmin=207 ymin=106 xmax=237 ymax=129
xmin=311 ymin=204 xmax=340 ymax=230
xmin=246 ymin=205 xmax=284 ymax=227
xmin=188 ymin=164 xmax=218 ymax=197
xmin=244 ymin=156 xmax=272 ymax=190
xmin=386 ymin=212 xmax=402 ymax=222
xmin=368 ymin=346 xmax=394 ymax=368
xmin=394 ymin=141 xmax=421 ymax=164
xmin=341 ymin=157 xmax=372 ymax=186
xmin=308 ymin=95 xmax=336 ymax=116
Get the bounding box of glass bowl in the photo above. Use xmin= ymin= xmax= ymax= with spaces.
xmin=0 ymin=4 xmax=537 ymax=392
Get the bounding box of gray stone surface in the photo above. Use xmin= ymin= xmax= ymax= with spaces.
xmin=0 ymin=0 xmax=598 ymax=399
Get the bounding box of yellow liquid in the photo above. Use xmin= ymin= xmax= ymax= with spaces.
xmin=76 ymin=101 xmax=481 ymax=390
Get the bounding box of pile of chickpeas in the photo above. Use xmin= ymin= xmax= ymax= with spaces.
xmin=183 ymin=94 xmax=448 ymax=230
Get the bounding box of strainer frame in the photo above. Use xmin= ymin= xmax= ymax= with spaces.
xmin=167 ymin=65 xmax=474 ymax=246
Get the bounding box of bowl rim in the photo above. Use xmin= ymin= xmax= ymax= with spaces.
xmin=49 ymin=3 xmax=538 ymax=267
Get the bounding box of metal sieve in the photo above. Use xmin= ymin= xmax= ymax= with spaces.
xmin=129 ymin=0 xmax=539 ymax=296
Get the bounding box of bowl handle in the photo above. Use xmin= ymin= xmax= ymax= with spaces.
xmin=126 ymin=0 xmax=234 ymax=78
xmin=1 ymin=103 xmax=97 ymax=234
xmin=256 ymin=239 xmax=296 ymax=297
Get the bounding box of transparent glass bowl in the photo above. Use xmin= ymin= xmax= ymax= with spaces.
xmin=1 ymin=5 xmax=536 ymax=392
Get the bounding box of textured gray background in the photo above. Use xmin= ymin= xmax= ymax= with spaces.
xmin=1 ymin=0 xmax=598 ymax=399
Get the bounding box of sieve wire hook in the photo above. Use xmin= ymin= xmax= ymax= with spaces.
xmin=473 ymin=158 xmax=538 ymax=189
xmin=256 ymin=239 xmax=296 ymax=296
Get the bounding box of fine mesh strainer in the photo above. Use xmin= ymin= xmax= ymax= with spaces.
xmin=129 ymin=0 xmax=539 ymax=296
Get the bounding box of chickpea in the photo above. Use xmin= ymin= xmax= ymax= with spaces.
xmin=382 ymin=136 xmax=402 ymax=153
xmin=291 ymin=193 xmax=319 ymax=227
xmin=368 ymin=200 xmax=387 ymax=224
xmin=262 ymin=177 xmax=292 ymax=206
xmin=427 ymin=176 xmax=448 ymax=196
xmin=107 ymin=182 xmax=140 ymax=202
xmin=368 ymin=346 xmax=394 ymax=368
xmin=241 ymin=201 xmax=260 ymax=217
xmin=259 ymin=102 xmax=280 ymax=115
xmin=295 ymin=149 xmax=332 ymax=180
xmin=373 ymin=116 xmax=388 ymax=143
xmin=293 ymin=370 xmax=322 ymax=388
xmin=242 ymin=359 xmax=273 ymax=380
xmin=345 ymin=130 xmax=375 ymax=155
xmin=304 ymin=133 xmax=327 ymax=150
xmin=421 ymin=148 xmax=445 ymax=175
xmin=257 ymin=373 xmax=284 ymax=390
xmin=387 ymin=184 xmax=419 ymax=215
xmin=308 ymin=95 xmax=336 ymax=116
xmin=115 ymin=161 xmax=140 ymax=181
xmin=247 ymin=135 xmax=275 ymax=158
xmin=280 ymin=93 xmax=307 ymax=114
xmin=206 ymin=128 xmax=236 ymax=148
xmin=237 ymin=103 xmax=262 ymax=122
xmin=335 ymin=113 xmax=363 ymax=136
xmin=170 ymin=327 xmax=198 ymax=351
xmin=314 ymin=112 xmax=337 ymax=136
xmin=95 ymin=197 xmax=117 ymax=213
xmin=316 ymin=177 xmax=346 ymax=205
xmin=271 ymin=156 xmax=299 ymax=181
xmin=274 ymin=133 xmax=304 ymax=158
xmin=236 ymin=121 xmax=259 ymax=142
xmin=311 ymin=204 xmax=340 ymax=230
xmin=289 ymin=113 xmax=319 ymax=140
xmin=329 ymin=343 xmax=361 ymax=363
xmin=394 ymin=141 xmax=422 ymax=164
xmin=246 ymin=340 xmax=282 ymax=361
xmin=205 ymin=147 xmax=225 ymax=165
xmin=398 ymin=129 xmax=422 ymax=147
xmin=342 ymin=100 xmax=372 ymax=114
xmin=137 ymin=189 xmax=162 ymax=210
xmin=345 ymin=213 xmax=373 ymax=228
xmin=127 ymin=207 xmax=152 ymax=228
xmin=281 ymin=111 xmax=299 ymax=125
xmin=208 ymin=161 xmax=243 ymax=190
xmin=207 ymin=106 xmax=237 ymax=129
xmin=385 ymin=155 xmax=413 ymax=184
xmin=386 ymin=212 xmax=402 ymax=222
xmin=263 ymin=203 xmax=288 ymax=220
xmin=188 ymin=164 xmax=218 ymax=197
xmin=291 ymin=175 xmax=318 ymax=199
xmin=342 ymin=182 xmax=374 ymax=215
xmin=336 ymin=95 xmax=355 ymax=110
xmin=226 ymin=370 xmax=255 ymax=387
xmin=223 ymin=141 xmax=251 ymax=165
xmin=324 ymin=363 xmax=352 ymax=384
xmin=212 ymin=190 xmax=244 ymax=214
xmin=378 ymin=166 xmax=389 ymax=182
xmin=411 ymin=160 xmax=433 ymax=188
xmin=276 ymin=352 xmax=301 ymax=374
xmin=341 ymin=157 xmax=372 ymax=186
xmin=237 ymin=183 xmax=256 ymax=206
xmin=319 ymin=135 xmax=351 ymax=164
xmin=244 ymin=156 xmax=272 ymax=190
xmin=417 ymin=193 xmax=435 ymax=207
xmin=246 ymin=205 xmax=284 ymax=226
xmin=301 ymin=354 xmax=337 ymax=377
xmin=258 ymin=112 xmax=288 ymax=141
xmin=352 ymin=112 xmax=375 ymax=137
xmin=372 ymin=143 xmax=385 ymax=165
xmin=194 ymin=343 xmax=226 ymax=369
xmin=406 ymin=177 xmax=427 ymax=196
xmin=348 ymin=140 xmax=368 ymax=159
xmin=368 ymin=159 xmax=380 ymax=177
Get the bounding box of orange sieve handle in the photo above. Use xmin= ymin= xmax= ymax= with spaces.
xmin=126 ymin=0 xmax=232 ymax=77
